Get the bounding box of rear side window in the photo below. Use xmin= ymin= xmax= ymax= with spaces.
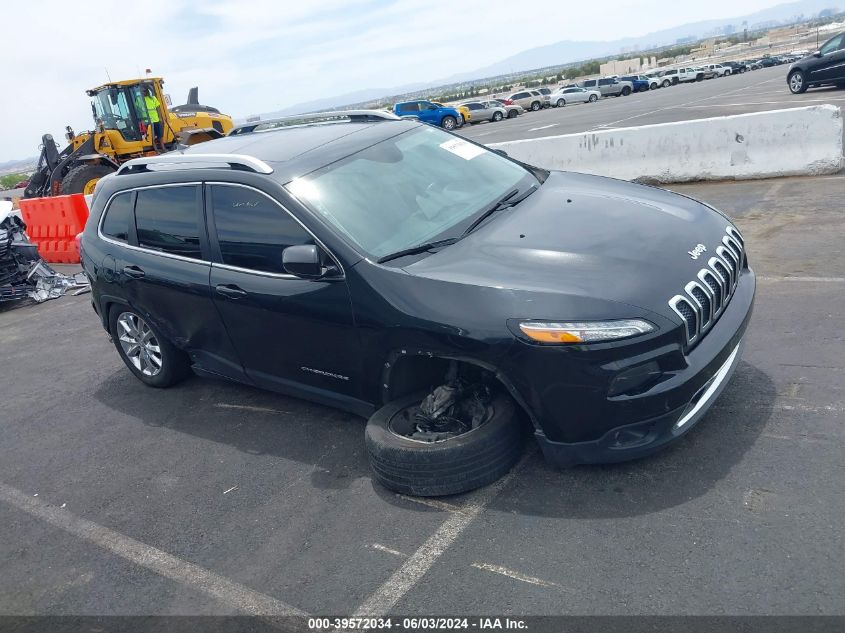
xmin=398 ymin=103 xmax=419 ymax=112
xmin=134 ymin=186 xmax=202 ymax=260
xmin=210 ymin=185 xmax=312 ymax=274
xmin=512 ymin=92 xmax=528 ymax=99
xmin=101 ymin=192 xmax=132 ymax=242
xmin=583 ymin=81 xmax=596 ymax=87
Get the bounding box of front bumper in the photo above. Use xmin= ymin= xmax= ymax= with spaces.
xmin=528 ymin=269 xmax=755 ymax=466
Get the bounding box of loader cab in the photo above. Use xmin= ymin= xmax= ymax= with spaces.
xmin=87 ymin=78 xmax=170 ymax=147
xmin=88 ymin=85 xmax=145 ymax=142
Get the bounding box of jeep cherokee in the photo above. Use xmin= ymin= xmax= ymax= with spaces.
xmin=82 ymin=110 xmax=755 ymax=497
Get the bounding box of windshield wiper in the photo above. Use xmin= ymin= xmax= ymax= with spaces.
xmin=461 ymin=184 xmax=538 ymax=238
xmin=376 ymin=237 xmax=461 ymax=264
xmin=460 ymin=189 xmax=519 ymax=238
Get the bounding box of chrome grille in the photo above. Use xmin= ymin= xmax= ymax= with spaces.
xmin=669 ymin=225 xmax=746 ymax=348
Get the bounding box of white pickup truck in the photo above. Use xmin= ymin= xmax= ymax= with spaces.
xmin=659 ymin=67 xmax=704 ymax=86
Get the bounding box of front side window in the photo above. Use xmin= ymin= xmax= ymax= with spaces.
xmin=287 ymin=126 xmax=537 ymax=259
xmin=101 ymin=192 xmax=132 ymax=242
xmin=820 ymin=34 xmax=844 ymax=55
xmin=90 ymin=87 xmax=142 ymax=141
xmin=210 ymin=185 xmax=311 ymax=274
xmin=134 ymin=186 xmax=202 ymax=260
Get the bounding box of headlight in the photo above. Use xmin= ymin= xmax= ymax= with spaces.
xmin=518 ymin=319 xmax=655 ymax=344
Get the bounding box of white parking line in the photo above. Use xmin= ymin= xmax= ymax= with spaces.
xmin=587 ymin=76 xmax=786 ymax=132
xmin=214 ymin=403 xmax=292 ymax=415
xmin=370 ymin=543 xmax=408 ymax=557
xmin=0 ymin=482 xmax=306 ymax=616
xmin=396 ymin=494 xmax=466 ymax=514
xmin=470 ymin=562 xmax=562 ymax=589
xmin=682 ymin=98 xmax=845 ymax=108
xmin=352 ymin=449 xmax=534 ymax=616
xmin=757 ymin=276 xmax=845 ymax=283
xmin=528 ymin=123 xmax=558 ymax=131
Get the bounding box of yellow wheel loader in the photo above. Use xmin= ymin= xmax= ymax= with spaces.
xmin=24 ymin=77 xmax=233 ymax=198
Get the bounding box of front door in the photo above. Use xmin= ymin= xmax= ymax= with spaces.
xmin=812 ymin=34 xmax=845 ymax=82
xmin=205 ymin=183 xmax=364 ymax=410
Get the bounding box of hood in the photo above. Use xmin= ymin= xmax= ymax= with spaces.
xmin=404 ymin=171 xmax=736 ymax=319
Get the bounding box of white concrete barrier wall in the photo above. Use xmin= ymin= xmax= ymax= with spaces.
xmin=491 ymin=105 xmax=843 ymax=184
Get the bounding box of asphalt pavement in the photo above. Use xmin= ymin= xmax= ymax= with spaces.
xmin=0 ymin=175 xmax=843 ymax=621
xmin=454 ymin=65 xmax=845 ymax=144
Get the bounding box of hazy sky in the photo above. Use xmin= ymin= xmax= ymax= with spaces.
xmin=3 ymin=0 xmax=782 ymax=161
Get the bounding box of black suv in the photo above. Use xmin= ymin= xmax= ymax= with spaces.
xmin=82 ymin=110 xmax=755 ymax=496
xmin=788 ymin=31 xmax=845 ymax=93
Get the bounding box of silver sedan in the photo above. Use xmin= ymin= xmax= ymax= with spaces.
xmin=549 ymin=86 xmax=601 ymax=107
xmin=461 ymin=101 xmax=508 ymax=123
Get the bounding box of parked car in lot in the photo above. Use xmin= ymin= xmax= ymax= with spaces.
xmin=433 ymin=102 xmax=471 ymax=126
xmin=461 ymin=101 xmax=507 ymax=123
xmin=696 ymin=66 xmax=718 ymax=80
xmin=82 ymin=109 xmax=755 ymax=497
xmin=508 ymin=89 xmax=548 ymax=111
xmin=620 ymin=75 xmax=652 ymax=92
xmin=581 ymin=77 xmax=633 ymax=97
xmin=787 ymin=31 xmax=845 ymax=93
xmin=723 ymin=61 xmax=748 ymax=74
xmin=393 ymin=100 xmax=462 ymax=130
xmin=701 ymin=64 xmax=731 ymax=77
xmin=549 ymin=85 xmax=601 ymax=106
xmin=661 ymin=67 xmax=703 ymax=85
xmin=492 ymin=99 xmax=525 ymax=118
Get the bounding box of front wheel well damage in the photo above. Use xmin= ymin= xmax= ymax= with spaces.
xmin=381 ymin=352 xmax=537 ymax=431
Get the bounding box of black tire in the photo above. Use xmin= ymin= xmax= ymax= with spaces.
xmin=365 ymin=392 xmax=525 ymax=497
xmin=108 ymin=306 xmax=191 ymax=388
xmin=507 ymin=109 xmax=518 ymax=118
xmin=492 ymin=111 xmax=503 ymax=122
xmin=662 ymin=79 xmax=671 ymax=88
xmin=588 ymin=94 xmax=598 ymax=102
xmin=530 ymin=101 xmax=541 ymax=111
xmin=555 ymin=98 xmax=565 ymax=107
xmin=60 ymin=163 xmax=116 ymax=195
xmin=621 ymin=86 xmax=632 ymax=96
xmin=440 ymin=115 xmax=457 ymax=130
xmin=788 ymin=70 xmax=808 ymax=94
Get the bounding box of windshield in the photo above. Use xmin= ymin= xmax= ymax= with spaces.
xmin=286 ymin=126 xmax=536 ymax=259
xmin=90 ymin=87 xmax=142 ymax=141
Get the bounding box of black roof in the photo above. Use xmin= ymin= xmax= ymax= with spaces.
xmin=181 ymin=119 xmax=420 ymax=183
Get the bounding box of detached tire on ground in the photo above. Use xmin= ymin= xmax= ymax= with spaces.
xmin=365 ymin=392 xmax=525 ymax=497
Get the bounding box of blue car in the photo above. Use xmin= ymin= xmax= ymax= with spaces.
xmin=393 ymin=100 xmax=462 ymax=130
xmin=620 ymin=75 xmax=652 ymax=92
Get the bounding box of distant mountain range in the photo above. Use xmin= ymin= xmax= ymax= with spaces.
xmin=253 ymin=0 xmax=842 ymax=119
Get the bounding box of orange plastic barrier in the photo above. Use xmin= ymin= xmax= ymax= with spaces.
xmin=18 ymin=194 xmax=89 ymax=264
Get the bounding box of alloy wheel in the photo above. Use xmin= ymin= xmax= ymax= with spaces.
xmin=116 ymin=312 xmax=163 ymax=377
xmin=789 ymin=72 xmax=805 ymax=94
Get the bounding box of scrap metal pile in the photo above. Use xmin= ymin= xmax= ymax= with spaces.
xmin=0 ymin=210 xmax=89 ymax=304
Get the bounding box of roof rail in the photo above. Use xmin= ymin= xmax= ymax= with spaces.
xmin=116 ymin=153 xmax=273 ymax=176
xmin=228 ymin=109 xmax=401 ymax=136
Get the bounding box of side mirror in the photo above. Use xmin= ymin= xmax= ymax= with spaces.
xmin=813 ymin=51 xmax=823 ymax=58
xmin=282 ymin=244 xmax=324 ymax=279
xmin=491 ymin=149 xmax=509 ymax=158
xmin=428 ymin=104 xmax=438 ymax=110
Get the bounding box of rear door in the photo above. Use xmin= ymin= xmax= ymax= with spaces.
xmin=205 ymin=183 xmax=363 ymax=407
xmin=115 ymin=183 xmax=244 ymax=379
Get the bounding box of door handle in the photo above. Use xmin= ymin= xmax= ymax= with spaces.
xmin=122 ymin=265 xmax=145 ymax=279
xmin=215 ymin=284 xmax=248 ymax=299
